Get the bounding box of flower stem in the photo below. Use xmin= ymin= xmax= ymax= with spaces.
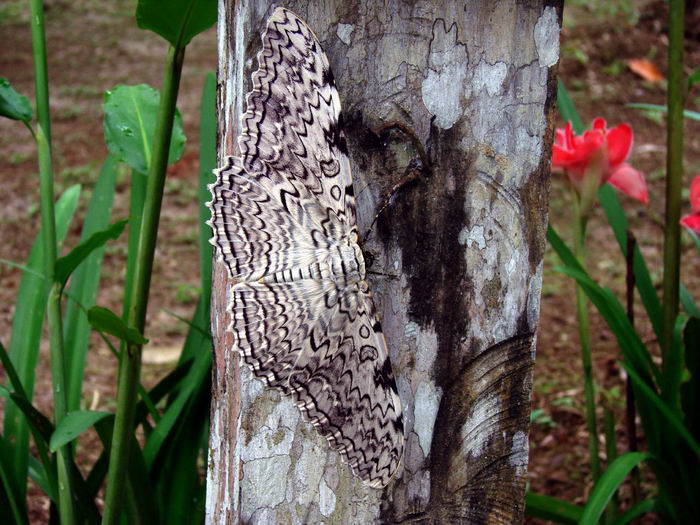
xmin=572 ymin=193 xmax=600 ymax=482
xmin=102 ymin=44 xmax=186 ymax=525
xmin=661 ymin=0 xmax=685 ymax=358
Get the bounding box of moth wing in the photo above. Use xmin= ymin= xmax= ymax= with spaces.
xmin=237 ymin=7 xmax=357 ymax=238
xmin=231 ymin=279 xmax=404 ymax=488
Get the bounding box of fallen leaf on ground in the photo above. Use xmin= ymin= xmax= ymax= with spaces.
xmin=626 ymin=58 xmax=665 ymax=82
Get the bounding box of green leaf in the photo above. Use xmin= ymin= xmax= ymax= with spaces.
xmin=689 ymin=230 xmax=700 ymax=253
xmin=27 ymin=456 xmax=51 ymax=499
xmin=136 ymin=0 xmax=217 ymax=48
xmin=49 ymin=411 xmax=111 ymax=452
xmin=556 ymin=79 xmax=585 ymax=133
xmin=554 ymin=263 xmax=659 ymax=384
xmin=623 ymin=362 xmax=700 ymax=459
xmin=64 ymin=155 xmax=119 ymax=412
xmin=627 ymin=103 xmax=700 ymax=121
xmin=661 ymin=315 xmax=687 ymax=411
xmin=103 ymin=84 xmax=185 ymax=173
xmin=610 ymin=498 xmax=657 ymax=525
xmin=143 ymin=347 xmax=210 ymax=469
xmin=0 ymin=77 xmax=32 ymax=122
xmin=3 ymin=184 xmax=80 ymax=504
xmin=525 ymin=491 xmax=581 ymax=524
xmin=54 ymin=219 xmax=127 ymax=287
xmin=0 ymin=340 xmax=29 ymax=401
xmin=597 ymin=184 xmax=664 ymax=341
xmin=580 ymin=452 xmax=651 ymax=524
xmin=124 ymin=171 xmax=147 ymax=316
xmin=688 ymin=66 xmax=700 ymax=89
xmin=87 ymin=306 xmax=148 ymax=345
xmin=0 ymin=434 xmax=28 ymax=525
xmin=90 ymin=416 xmax=158 ymax=522
xmin=680 ymin=283 xmax=700 ymax=318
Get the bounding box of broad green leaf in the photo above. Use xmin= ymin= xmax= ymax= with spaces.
xmin=55 ymin=219 xmax=127 ymax=287
xmin=136 ymin=0 xmax=217 ymax=48
xmin=124 ymin=170 xmax=147 ymax=316
xmin=3 ymin=184 xmax=80 ymax=503
xmin=64 ymin=155 xmax=119 ymax=412
xmin=524 ymin=491 xmax=581 ymax=524
xmin=0 ymin=77 xmax=32 ymax=122
xmin=87 ymin=306 xmax=148 ymax=345
xmin=627 ymin=103 xmax=700 ymax=121
xmin=103 ymin=84 xmax=185 ymax=173
xmin=49 ymin=411 xmax=111 ymax=452
xmin=623 ymin=362 xmax=700 ymax=459
xmin=611 ymin=498 xmax=657 ymax=525
xmin=580 ymin=452 xmax=651 ymax=524
xmin=556 ymin=79 xmax=584 ymax=133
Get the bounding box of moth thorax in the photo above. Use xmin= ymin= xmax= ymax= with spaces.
xmin=329 ymin=240 xmax=366 ymax=284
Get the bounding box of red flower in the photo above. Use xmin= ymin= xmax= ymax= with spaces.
xmin=552 ymin=118 xmax=648 ymax=214
xmin=680 ymin=176 xmax=700 ymax=234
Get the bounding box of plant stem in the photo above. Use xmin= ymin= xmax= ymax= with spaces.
xmin=603 ymin=405 xmax=618 ymax=523
xmin=572 ymin=193 xmax=600 ymax=482
xmin=625 ymin=231 xmax=641 ymax=505
xmin=29 ymin=0 xmax=52 ymax=147
xmin=661 ymin=0 xmax=685 ymax=358
xmin=31 ymin=0 xmax=76 ymax=517
xmin=102 ymin=44 xmax=186 ymax=525
xmin=38 ymin=124 xmax=76 ymax=524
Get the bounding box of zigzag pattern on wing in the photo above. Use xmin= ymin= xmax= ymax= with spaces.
xmin=229 ymin=279 xmax=328 ymax=391
xmin=238 ymin=7 xmax=356 ymax=236
xmin=288 ymin=290 xmax=404 ymax=488
xmin=230 ymin=277 xmax=403 ymax=488
xmin=208 ymin=157 xmax=323 ymax=281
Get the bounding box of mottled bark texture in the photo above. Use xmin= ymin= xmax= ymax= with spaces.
xmin=206 ymin=1 xmax=561 ymax=523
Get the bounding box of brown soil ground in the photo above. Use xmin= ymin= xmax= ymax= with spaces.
xmin=1 ymin=1 xmax=699 ymax=523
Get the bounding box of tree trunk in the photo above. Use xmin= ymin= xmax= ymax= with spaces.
xmin=206 ymin=1 xmax=562 ymax=523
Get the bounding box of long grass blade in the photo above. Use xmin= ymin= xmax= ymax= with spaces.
xmin=622 ymin=363 xmax=700 ymax=459
xmin=3 ymin=184 xmax=80 ymax=502
xmin=525 ymin=491 xmax=581 ymax=524
xmin=0 ymin=434 xmax=28 ymax=525
xmin=610 ymin=498 xmax=657 ymax=525
xmin=579 ymin=452 xmax=650 ymax=525
xmin=63 ymin=156 xmax=119 ymax=412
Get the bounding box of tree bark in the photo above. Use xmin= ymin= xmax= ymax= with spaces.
xmin=207 ymin=1 xmax=562 ymax=523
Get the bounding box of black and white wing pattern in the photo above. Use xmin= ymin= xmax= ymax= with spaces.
xmin=207 ymin=7 xmax=404 ymax=488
